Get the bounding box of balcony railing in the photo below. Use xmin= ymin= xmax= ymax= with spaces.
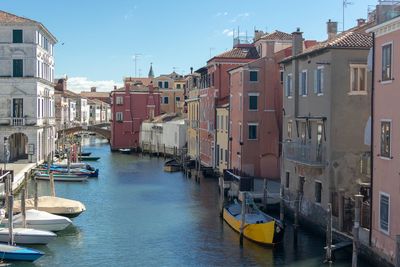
xmin=11 ymin=117 xmax=25 ymax=126
xmin=283 ymin=141 xmax=326 ymax=167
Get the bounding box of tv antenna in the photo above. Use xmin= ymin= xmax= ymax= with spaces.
xmin=342 ymin=0 xmax=354 ymax=32
xmin=132 ymin=53 xmax=142 ymax=77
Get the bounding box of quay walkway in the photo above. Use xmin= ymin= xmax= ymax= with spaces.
xmin=0 ymin=159 xmax=37 ymax=193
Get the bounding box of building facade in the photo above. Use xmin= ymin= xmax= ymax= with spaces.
xmin=368 ymin=7 xmax=400 ymax=264
xmin=185 ymin=72 xmax=200 ymax=160
xmin=216 ymin=101 xmax=229 ymax=174
xmin=0 ymin=10 xmax=57 ymax=164
xmin=281 ymin=24 xmax=372 ymax=232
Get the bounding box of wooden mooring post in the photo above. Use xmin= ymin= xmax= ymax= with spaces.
xmin=50 ymin=172 xmax=56 ymax=197
xmin=325 ymin=203 xmax=333 ymax=263
xmin=396 ymin=235 xmax=400 ymax=267
xmin=352 ymin=194 xmax=363 ymax=267
xmin=280 ymin=184 xmax=285 ymax=222
xmin=34 ymin=177 xmax=39 ymax=210
xmin=21 ymin=185 xmax=27 ymax=228
xmin=239 ymin=191 xmax=246 ymax=247
xmin=219 ymin=176 xmax=224 ymax=217
xmin=262 ymin=178 xmax=268 ymax=211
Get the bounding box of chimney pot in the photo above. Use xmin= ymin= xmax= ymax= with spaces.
xmin=357 ymin=18 xmax=366 ymax=26
xmin=327 ymin=20 xmax=338 ymax=40
xmin=292 ymin=28 xmax=304 ymax=56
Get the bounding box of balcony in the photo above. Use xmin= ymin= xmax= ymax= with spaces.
xmin=11 ymin=117 xmax=25 ymax=126
xmin=283 ymin=141 xmax=327 ymax=167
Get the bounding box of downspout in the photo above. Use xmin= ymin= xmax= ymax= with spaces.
xmin=369 ymin=31 xmax=375 ymax=247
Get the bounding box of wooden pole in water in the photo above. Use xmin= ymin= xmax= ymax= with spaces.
xmin=239 ymin=191 xmax=246 ymax=247
xmin=325 ymin=203 xmax=333 ymax=263
xmin=50 ymin=172 xmax=56 ymax=197
xmin=219 ymin=176 xmax=225 ymax=217
xmin=395 ymin=235 xmax=400 ymax=267
xmin=34 ymin=177 xmax=39 ymax=210
xmin=262 ymin=178 xmax=268 ymax=211
xmin=280 ymin=184 xmax=285 ymax=222
xmin=21 ymin=185 xmax=27 ymax=228
xmin=352 ymin=194 xmax=363 ymax=267
xmin=163 ymin=144 xmax=166 ymax=159
xmin=6 ymin=174 xmax=14 ymax=245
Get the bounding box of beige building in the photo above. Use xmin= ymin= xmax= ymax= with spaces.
xmin=185 ymin=72 xmax=200 ymax=160
xmin=216 ymin=101 xmax=229 ymax=174
xmin=155 ymin=72 xmax=185 ymax=114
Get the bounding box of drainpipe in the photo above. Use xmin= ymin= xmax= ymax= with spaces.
xmin=369 ymin=32 xmax=375 ymax=247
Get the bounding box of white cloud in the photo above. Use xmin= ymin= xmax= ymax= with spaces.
xmin=222 ymin=29 xmax=234 ymax=37
xmin=66 ymin=77 xmax=123 ymax=93
xmin=215 ymin=11 xmax=228 ymax=17
xmin=230 ymin=12 xmax=250 ymax=23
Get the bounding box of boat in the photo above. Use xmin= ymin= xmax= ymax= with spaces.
xmin=52 ymin=162 xmax=88 ymax=169
xmin=0 ymin=243 xmax=44 ymax=262
xmin=119 ymin=148 xmax=131 ymax=154
xmin=13 ymin=196 xmax=86 ymax=218
xmin=0 ymin=227 xmax=57 ymax=245
xmin=79 ymin=152 xmax=91 ymax=156
xmin=79 ymin=156 xmax=100 ymax=161
xmin=36 ymin=167 xmax=99 ymax=178
xmin=163 ymin=159 xmax=181 ymax=172
xmin=34 ymin=172 xmax=88 ymax=182
xmin=223 ymin=198 xmax=284 ymax=246
xmin=2 ymin=209 xmax=72 ymax=232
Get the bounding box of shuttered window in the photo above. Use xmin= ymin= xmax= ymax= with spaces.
xmin=380 ymin=193 xmax=389 ymax=234
xmin=13 ymin=59 xmax=23 ymax=77
xmin=13 ymin=29 xmax=23 ymax=43
xmin=382 ymin=44 xmax=392 ymax=81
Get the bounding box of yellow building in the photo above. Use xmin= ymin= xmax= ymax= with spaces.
xmin=216 ymin=102 xmax=229 ymax=174
xmin=185 ymin=73 xmax=200 ymax=160
xmin=154 ymin=72 xmax=185 ymax=114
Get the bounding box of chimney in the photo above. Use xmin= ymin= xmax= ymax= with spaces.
xmin=327 ymin=19 xmax=338 ymax=40
xmin=91 ymin=87 xmax=97 ymax=92
xmin=253 ymin=30 xmax=264 ymax=41
xmin=148 ymin=81 xmax=154 ymax=93
xmin=357 ymin=18 xmax=366 ymax=26
xmin=113 ymin=85 xmax=117 ymax=90
xmin=125 ymin=83 xmax=130 ymax=94
xmin=190 ymin=67 xmax=193 ymax=74
xmin=292 ymin=28 xmax=303 ymax=56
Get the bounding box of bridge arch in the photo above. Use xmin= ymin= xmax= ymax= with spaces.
xmin=58 ymin=125 xmax=111 ymax=141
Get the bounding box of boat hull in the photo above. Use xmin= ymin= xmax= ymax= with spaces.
xmin=79 ymin=156 xmax=100 ymax=161
xmin=35 ymin=174 xmax=88 ymax=182
xmin=0 ymin=228 xmax=56 ymax=245
xmin=223 ymin=207 xmax=284 ymax=245
xmin=0 ymin=244 xmax=43 ymax=262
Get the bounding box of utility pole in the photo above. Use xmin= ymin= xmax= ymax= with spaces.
xmin=133 ymin=53 xmax=142 ymax=77
xmin=342 ymin=0 xmax=354 ymax=32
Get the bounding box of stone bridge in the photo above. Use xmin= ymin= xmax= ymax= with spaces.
xmin=58 ymin=124 xmax=111 ymax=141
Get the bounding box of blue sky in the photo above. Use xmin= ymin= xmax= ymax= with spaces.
xmin=2 ymin=0 xmax=377 ymax=92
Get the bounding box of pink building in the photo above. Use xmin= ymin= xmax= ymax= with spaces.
xmin=228 ymin=32 xmax=292 ymax=178
xmin=368 ymin=10 xmax=400 ymax=265
xmin=199 ymin=44 xmax=259 ymax=167
xmin=110 ymin=82 xmax=160 ymax=150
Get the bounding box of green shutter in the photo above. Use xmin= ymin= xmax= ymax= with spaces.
xmin=13 ymin=59 xmax=23 ymax=77
xmin=13 ymin=30 xmax=23 ymax=43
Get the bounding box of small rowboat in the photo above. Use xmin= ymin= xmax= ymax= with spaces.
xmin=0 ymin=228 xmax=56 ymax=245
xmin=79 ymin=152 xmax=91 ymax=156
xmin=79 ymin=156 xmax=100 ymax=161
xmin=35 ymin=172 xmax=88 ymax=182
xmin=52 ymin=162 xmax=88 ymax=169
xmin=119 ymin=149 xmax=131 ymax=154
xmin=0 ymin=243 xmax=44 ymax=262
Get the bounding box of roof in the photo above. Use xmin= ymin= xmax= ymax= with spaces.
xmin=80 ymin=92 xmax=111 ymax=98
xmin=210 ymin=45 xmax=259 ymax=61
xmin=281 ymin=31 xmax=372 ymax=63
xmin=260 ymin=30 xmax=293 ymax=41
xmin=0 ymin=10 xmax=57 ymax=42
xmin=124 ymin=77 xmax=153 ymax=86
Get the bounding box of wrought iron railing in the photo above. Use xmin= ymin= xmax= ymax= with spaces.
xmin=283 ymin=141 xmax=326 ymax=167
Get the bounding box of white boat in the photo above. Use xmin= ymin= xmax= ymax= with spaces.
xmin=0 ymin=227 xmax=56 ymax=245
xmin=35 ymin=173 xmax=88 ymax=182
xmin=2 ymin=210 xmax=72 ymax=232
xmin=53 ymin=162 xmax=88 ymax=169
xmin=13 ymin=196 xmax=86 ymax=218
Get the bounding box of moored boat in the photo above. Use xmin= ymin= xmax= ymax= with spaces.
xmin=119 ymin=148 xmax=131 ymax=154
xmin=0 ymin=243 xmax=44 ymax=262
xmin=0 ymin=227 xmax=57 ymax=245
xmin=34 ymin=172 xmax=88 ymax=182
xmin=13 ymin=196 xmax=86 ymax=218
xmin=79 ymin=152 xmax=91 ymax=156
xmin=223 ymin=200 xmax=284 ymax=245
xmin=163 ymin=159 xmax=181 ymax=172
xmin=2 ymin=209 xmax=72 ymax=232
xmin=79 ymin=156 xmax=100 ymax=161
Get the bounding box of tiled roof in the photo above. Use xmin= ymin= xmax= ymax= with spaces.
xmin=213 ymin=46 xmax=259 ymax=60
xmin=260 ymin=30 xmax=293 ymax=41
xmin=281 ymin=31 xmax=372 ymax=62
xmin=80 ymin=92 xmax=110 ymax=98
xmin=124 ymin=77 xmax=153 ymax=86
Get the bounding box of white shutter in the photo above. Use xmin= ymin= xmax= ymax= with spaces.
xmin=320 ymin=68 xmax=324 ymax=93
xmin=299 ymin=73 xmax=302 ymax=96
xmin=284 ymin=76 xmax=288 ymax=96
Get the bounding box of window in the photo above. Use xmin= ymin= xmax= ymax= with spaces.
xmin=225 ymin=116 xmax=228 ymax=131
xmin=280 ymin=70 xmax=284 ymax=84
xmin=249 ymin=94 xmax=258 ymax=111
xmin=220 ymin=148 xmax=224 ymax=162
xmin=175 ymin=96 xmax=180 ymax=102
xmin=380 ymin=193 xmax=390 ymax=234
xmin=285 ymin=172 xmax=290 ymax=188
xmin=158 ymin=81 xmax=163 ymax=88
xmin=163 ymin=96 xmax=169 ymax=104
xmin=285 ymin=74 xmax=292 ymax=97
xmin=248 ymin=123 xmax=258 ymax=140
xmin=350 ymin=65 xmax=367 ymax=93
xmin=116 ymin=112 xmax=123 ymax=122
xmin=225 ymin=149 xmax=228 ymax=164
xmin=250 ymin=71 xmax=258 ymax=82
xmin=380 ymin=121 xmax=391 ymax=158
xmin=287 ymin=121 xmax=292 ymax=139
xmin=176 ymin=84 xmax=181 ymax=89
xmin=13 ymin=29 xmax=23 ymax=43
xmin=12 ymin=98 xmax=23 ymax=118
xmin=13 ymin=59 xmax=23 ymax=77
xmin=315 ymin=181 xmax=322 ymax=203
xmin=216 ymin=144 xmax=220 ymax=163
xmin=314 ymin=67 xmax=324 ymax=94
xmin=116 ymin=96 xmax=123 ymax=105
xmin=216 ymin=115 xmax=219 ymax=129
xmin=382 ymin=44 xmax=392 ymax=81
xmin=164 ymin=81 xmax=169 ymax=88
xmin=300 ymin=70 xmax=307 ymax=96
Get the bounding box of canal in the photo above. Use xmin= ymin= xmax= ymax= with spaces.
xmin=13 ymin=137 xmax=372 ymax=266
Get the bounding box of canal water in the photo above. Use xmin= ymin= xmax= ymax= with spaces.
xmin=12 ymin=137 xmax=373 ymax=266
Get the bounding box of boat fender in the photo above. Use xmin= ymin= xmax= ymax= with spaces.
xmin=276 ymin=226 xmax=281 ymax=233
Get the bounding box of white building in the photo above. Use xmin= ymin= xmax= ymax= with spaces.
xmin=0 ymin=10 xmax=57 ymax=164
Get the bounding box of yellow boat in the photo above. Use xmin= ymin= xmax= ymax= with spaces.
xmin=223 ymin=202 xmax=284 ymax=245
